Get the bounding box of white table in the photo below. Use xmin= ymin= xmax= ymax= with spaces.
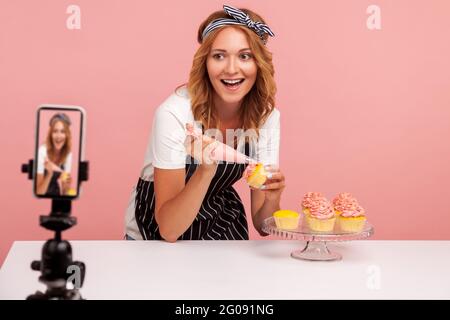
xmin=1 ymin=240 xmax=449 ymax=299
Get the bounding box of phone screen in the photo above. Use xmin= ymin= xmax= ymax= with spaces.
xmin=34 ymin=106 xmax=84 ymax=199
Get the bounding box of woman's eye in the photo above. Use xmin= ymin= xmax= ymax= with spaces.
xmin=240 ymin=53 xmax=253 ymax=60
xmin=213 ymin=53 xmax=224 ymax=60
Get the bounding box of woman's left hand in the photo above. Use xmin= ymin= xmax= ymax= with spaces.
xmin=63 ymin=175 xmax=72 ymax=188
xmin=252 ymin=165 xmax=285 ymax=201
xmin=59 ymin=174 xmax=72 ymax=192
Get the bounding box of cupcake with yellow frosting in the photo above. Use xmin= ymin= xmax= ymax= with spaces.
xmin=243 ymin=163 xmax=267 ymax=189
xmin=305 ymin=197 xmax=336 ymax=232
xmin=66 ymin=188 xmax=77 ymax=196
xmin=301 ymin=192 xmax=324 ymax=215
xmin=273 ymin=210 xmax=300 ymax=230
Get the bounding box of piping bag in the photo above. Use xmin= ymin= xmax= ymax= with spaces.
xmin=185 ymin=123 xmax=256 ymax=164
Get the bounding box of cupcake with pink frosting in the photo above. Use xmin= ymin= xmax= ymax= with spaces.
xmin=333 ymin=193 xmax=367 ymax=232
xmin=301 ymin=192 xmax=325 ymax=215
xmin=305 ymin=197 xmax=336 ymax=232
xmin=332 ymin=192 xmax=358 ymax=216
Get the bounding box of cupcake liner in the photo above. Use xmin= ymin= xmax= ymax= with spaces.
xmin=305 ymin=215 xmax=336 ymax=232
xmin=337 ymin=216 xmax=366 ymax=232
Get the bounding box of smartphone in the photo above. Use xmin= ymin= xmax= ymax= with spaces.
xmin=34 ymin=105 xmax=86 ymax=199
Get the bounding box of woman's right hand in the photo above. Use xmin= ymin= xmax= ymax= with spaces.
xmin=44 ymin=157 xmax=62 ymax=175
xmin=185 ymin=135 xmax=218 ymax=175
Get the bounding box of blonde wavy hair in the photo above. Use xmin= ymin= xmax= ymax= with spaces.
xmin=46 ymin=119 xmax=72 ymax=166
xmin=186 ymin=8 xmax=276 ymax=136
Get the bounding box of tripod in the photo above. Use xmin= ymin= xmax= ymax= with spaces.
xmin=27 ymin=200 xmax=86 ymax=300
xmin=22 ymin=159 xmax=89 ymax=300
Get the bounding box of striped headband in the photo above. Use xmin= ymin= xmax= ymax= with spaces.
xmin=201 ymin=5 xmax=275 ymax=44
xmin=50 ymin=113 xmax=71 ymax=126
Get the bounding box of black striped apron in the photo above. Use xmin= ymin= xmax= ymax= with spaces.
xmin=44 ymin=164 xmax=64 ymax=196
xmin=134 ymin=145 xmax=250 ymax=240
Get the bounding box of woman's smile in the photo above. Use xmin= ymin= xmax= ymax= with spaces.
xmin=220 ymin=78 xmax=245 ymax=91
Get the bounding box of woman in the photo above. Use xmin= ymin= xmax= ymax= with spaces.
xmin=36 ymin=113 xmax=73 ymax=196
xmin=124 ymin=5 xmax=285 ymax=241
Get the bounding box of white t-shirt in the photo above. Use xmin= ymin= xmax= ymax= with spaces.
xmin=37 ymin=144 xmax=72 ymax=174
xmin=124 ymin=87 xmax=280 ymax=239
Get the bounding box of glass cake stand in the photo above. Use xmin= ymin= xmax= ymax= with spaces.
xmin=262 ymin=217 xmax=374 ymax=261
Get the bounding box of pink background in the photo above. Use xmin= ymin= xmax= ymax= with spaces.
xmin=37 ymin=108 xmax=81 ymax=194
xmin=1 ymin=0 xmax=450 ymax=265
